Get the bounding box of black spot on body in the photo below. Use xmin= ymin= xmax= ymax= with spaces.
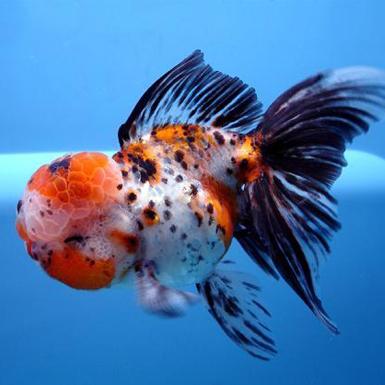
xmin=128 ymin=192 xmax=137 ymax=202
xmin=181 ymin=161 xmax=188 ymax=170
xmin=164 ymin=210 xmax=172 ymax=220
xmin=190 ymin=184 xmax=198 ymax=196
xmin=144 ymin=209 xmax=157 ymax=220
xmin=17 ymin=200 xmax=23 ymax=213
xmin=174 ymin=150 xmax=184 ymax=163
xmin=48 ymin=157 xmax=71 ymax=173
xmin=195 ymin=212 xmax=203 ymax=227
xmin=170 ymin=225 xmax=177 ymax=233
xmin=137 ymin=220 xmax=144 ymax=231
xmin=164 ymin=198 xmax=172 ymax=207
xmin=128 ymin=237 xmax=137 ymax=246
xmin=131 ymin=155 xmax=157 ymax=183
xmin=141 ymin=159 xmax=157 ymax=177
xmin=230 ymin=138 xmax=236 ymax=146
xmin=176 ymin=175 xmax=183 ymax=182
xmin=240 ymin=159 xmax=249 ymax=169
xmin=226 ymin=168 xmax=233 ymax=175
xmin=149 ymin=200 xmax=155 ymax=208
xmin=117 ymin=184 xmax=123 ymax=190
xmin=207 ymin=203 xmax=214 ymax=214
xmin=140 ymin=171 xmax=149 ymax=183
xmin=121 ymin=170 xmax=128 ymax=177
xmin=213 ymin=131 xmax=225 ymax=145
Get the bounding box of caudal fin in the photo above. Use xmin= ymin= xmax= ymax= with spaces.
xmin=237 ymin=67 xmax=385 ymax=334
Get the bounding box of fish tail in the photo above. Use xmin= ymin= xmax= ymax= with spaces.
xmin=235 ymin=67 xmax=385 ymax=334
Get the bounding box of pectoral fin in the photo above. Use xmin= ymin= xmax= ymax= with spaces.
xmin=135 ymin=262 xmax=199 ymax=317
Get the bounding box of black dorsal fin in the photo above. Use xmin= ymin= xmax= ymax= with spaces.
xmin=118 ymin=50 xmax=263 ymax=147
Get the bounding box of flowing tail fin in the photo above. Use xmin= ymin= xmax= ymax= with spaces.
xmin=236 ymin=67 xmax=385 ymax=334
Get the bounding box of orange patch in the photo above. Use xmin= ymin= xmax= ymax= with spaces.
xmin=26 ymin=240 xmax=33 ymax=259
xmin=234 ymin=136 xmax=264 ymax=183
xmin=200 ymin=176 xmax=238 ymax=248
xmin=45 ymin=247 xmax=115 ymax=290
xmin=16 ymin=220 xmax=29 ymax=241
xmin=153 ymin=124 xmax=217 ymax=150
xmin=109 ymin=230 xmax=139 ymax=254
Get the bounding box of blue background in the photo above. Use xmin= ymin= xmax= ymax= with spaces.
xmin=1 ymin=1 xmax=385 ymax=385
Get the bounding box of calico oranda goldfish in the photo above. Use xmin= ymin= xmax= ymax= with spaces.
xmin=16 ymin=51 xmax=385 ymax=360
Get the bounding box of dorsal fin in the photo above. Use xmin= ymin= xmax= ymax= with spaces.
xmin=118 ymin=50 xmax=263 ymax=147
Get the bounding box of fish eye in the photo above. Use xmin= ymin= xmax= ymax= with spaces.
xmin=16 ymin=200 xmax=23 ymax=214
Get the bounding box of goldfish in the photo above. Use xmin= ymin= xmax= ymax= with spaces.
xmin=16 ymin=51 xmax=385 ymax=360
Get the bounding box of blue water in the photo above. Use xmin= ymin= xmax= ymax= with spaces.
xmin=1 ymin=1 xmax=385 ymax=384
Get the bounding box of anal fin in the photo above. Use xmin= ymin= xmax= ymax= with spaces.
xmin=197 ymin=269 xmax=277 ymax=360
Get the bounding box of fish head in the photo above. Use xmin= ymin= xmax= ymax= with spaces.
xmin=16 ymin=152 xmax=140 ymax=290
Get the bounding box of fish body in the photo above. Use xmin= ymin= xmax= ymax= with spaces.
xmin=17 ymin=126 xmax=255 ymax=287
xmin=16 ymin=51 xmax=385 ymax=359
xmin=112 ymin=125 xmax=260 ymax=286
